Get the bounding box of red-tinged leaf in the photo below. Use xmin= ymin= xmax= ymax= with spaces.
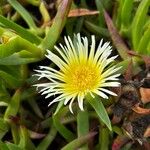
xmin=142 ymin=55 xmax=150 ymax=68
xmin=127 ymin=51 xmax=141 ymax=57
xmin=68 ymin=9 xmax=99 ymax=17
xmin=112 ymin=136 xmax=130 ymax=150
xmin=104 ymin=10 xmax=129 ymax=60
xmin=124 ymin=59 xmax=133 ymax=80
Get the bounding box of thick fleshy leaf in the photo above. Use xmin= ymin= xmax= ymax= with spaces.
xmin=8 ymin=0 xmax=37 ymax=30
xmin=0 ymin=118 xmax=8 ymax=140
xmin=104 ymin=11 xmax=129 ymax=60
xmin=95 ymin=0 xmax=112 ymax=27
xmin=121 ymin=0 xmax=133 ymax=27
xmin=4 ymin=89 xmax=21 ymax=121
xmin=18 ymin=126 xmax=36 ymax=150
xmin=39 ymin=0 xmax=73 ymax=50
xmin=85 ymin=21 xmax=109 ymax=37
xmin=0 ymin=81 xmax=10 ymax=103
xmin=87 ymin=94 xmax=112 ymax=131
xmin=138 ymin=27 xmax=150 ymax=55
xmin=53 ymin=114 xmax=75 ymax=142
xmin=27 ymin=99 xmax=44 ymax=119
xmin=61 ymin=132 xmax=97 ymax=150
xmin=0 ymin=15 xmax=41 ymax=44
xmin=0 ymin=65 xmax=26 ymax=89
xmin=0 ymin=141 xmax=9 ymax=150
xmin=131 ymin=0 xmax=150 ymax=50
xmin=77 ymin=110 xmax=89 ymax=149
xmin=0 ymin=69 xmax=22 ymax=88
xmin=36 ymin=124 xmax=57 ymax=150
xmin=77 ymin=110 xmax=89 ymax=137
xmin=6 ymin=142 xmax=23 ymax=150
xmin=99 ymin=126 xmax=110 ymax=150
xmin=0 ymin=36 xmax=44 ymax=65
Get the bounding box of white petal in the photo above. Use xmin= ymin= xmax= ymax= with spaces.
xmin=69 ymin=97 xmax=75 ymax=114
xmin=48 ymin=94 xmax=65 ymax=106
xmin=93 ymin=90 xmax=108 ymax=99
xmin=54 ymin=46 xmax=69 ymax=63
xmin=64 ymin=36 xmax=76 ymax=60
xmin=39 ymin=66 xmax=64 ymax=77
xmin=89 ymin=35 xmax=95 ymax=61
xmin=46 ymin=50 xmax=68 ymax=71
xmin=106 ymin=55 xmax=118 ymax=66
xmin=64 ymin=93 xmax=76 ymax=105
xmin=100 ymin=66 xmax=121 ymax=78
xmin=77 ymin=94 xmax=84 ymax=111
xmin=99 ymin=88 xmax=117 ymax=96
xmin=82 ymin=37 xmax=88 ymax=61
xmin=100 ymin=82 xmax=120 ymax=87
xmin=104 ymin=74 xmax=121 ymax=81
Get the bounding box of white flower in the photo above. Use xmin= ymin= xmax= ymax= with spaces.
xmin=34 ymin=34 xmax=121 ymax=113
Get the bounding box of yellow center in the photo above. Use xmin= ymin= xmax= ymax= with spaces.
xmin=64 ymin=63 xmax=100 ymax=93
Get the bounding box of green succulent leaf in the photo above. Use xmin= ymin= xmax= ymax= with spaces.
xmin=61 ymin=132 xmax=96 ymax=150
xmin=0 ymin=15 xmax=41 ymax=44
xmin=7 ymin=0 xmax=37 ymax=30
xmin=6 ymin=142 xmax=23 ymax=150
xmin=0 ymin=81 xmax=10 ymax=103
xmin=121 ymin=0 xmax=133 ymax=27
xmin=53 ymin=114 xmax=75 ymax=142
xmin=137 ymin=26 xmax=150 ymax=54
xmin=87 ymin=94 xmax=112 ymax=131
xmin=39 ymin=0 xmax=73 ymax=50
xmin=0 ymin=36 xmax=44 ymax=65
xmin=0 ymin=141 xmax=9 ymax=150
xmin=132 ymin=0 xmax=150 ymax=50
xmin=36 ymin=124 xmax=57 ymax=150
xmin=18 ymin=126 xmax=36 ymax=150
xmin=0 ymin=118 xmax=9 ymax=140
xmin=4 ymin=89 xmax=21 ymax=121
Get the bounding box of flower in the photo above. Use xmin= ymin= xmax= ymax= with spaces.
xmin=34 ymin=34 xmax=121 ymax=113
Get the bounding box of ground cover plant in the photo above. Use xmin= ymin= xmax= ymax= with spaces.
xmin=0 ymin=0 xmax=150 ymax=149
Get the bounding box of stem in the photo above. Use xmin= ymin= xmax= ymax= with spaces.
xmin=99 ymin=125 xmax=110 ymax=150
xmin=36 ymin=124 xmax=57 ymax=150
xmin=77 ymin=110 xmax=89 ymax=150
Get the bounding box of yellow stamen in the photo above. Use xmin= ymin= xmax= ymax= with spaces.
xmin=64 ymin=63 xmax=100 ymax=93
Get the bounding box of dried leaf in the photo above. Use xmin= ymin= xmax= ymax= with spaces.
xmin=112 ymin=116 xmax=122 ymax=124
xmin=140 ymin=87 xmax=150 ymax=104
xmin=68 ymin=9 xmax=99 ymax=17
xmin=132 ymin=104 xmax=150 ymax=114
xmin=144 ymin=126 xmax=150 ymax=137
